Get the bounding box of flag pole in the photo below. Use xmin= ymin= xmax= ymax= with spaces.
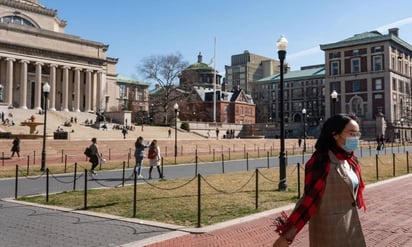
xmin=213 ymin=37 xmax=217 ymax=123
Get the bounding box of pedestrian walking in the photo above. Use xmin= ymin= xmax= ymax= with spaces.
xmin=122 ymin=127 xmax=128 ymax=139
xmin=216 ymin=127 xmax=219 ymax=140
xmin=87 ymin=137 xmax=101 ymax=176
xmin=11 ymin=136 xmax=20 ymax=157
xmin=273 ymin=113 xmax=366 ymax=247
xmin=134 ymin=136 xmax=150 ymax=179
xmin=298 ymin=138 xmax=302 ymax=148
xmin=147 ymin=140 xmax=163 ymax=179
xmin=168 ymin=128 xmax=171 ymax=138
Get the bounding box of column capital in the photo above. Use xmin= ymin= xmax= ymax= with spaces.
xmin=35 ymin=61 xmax=44 ymax=66
xmin=6 ymin=57 xmax=16 ymax=62
xmin=19 ymin=59 xmax=30 ymax=64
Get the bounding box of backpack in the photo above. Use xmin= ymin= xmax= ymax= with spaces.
xmin=148 ymin=147 xmax=157 ymax=159
xmin=84 ymin=147 xmax=92 ymax=157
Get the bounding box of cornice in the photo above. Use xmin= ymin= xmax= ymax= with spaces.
xmin=0 ymin=0 xmax=57 ymax=17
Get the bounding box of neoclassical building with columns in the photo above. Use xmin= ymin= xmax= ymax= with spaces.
xmin=0 ymin=0 xmax=119 ymax=112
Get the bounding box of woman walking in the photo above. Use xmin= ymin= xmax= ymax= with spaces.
xmin=147 ymin=140 xmax=163 ymax=179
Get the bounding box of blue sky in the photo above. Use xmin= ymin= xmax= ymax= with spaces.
xmin=40 ymin=0 xmax=412 ymax=81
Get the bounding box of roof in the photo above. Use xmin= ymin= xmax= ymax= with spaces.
xmin=320 ymin=30 xmax=412 ymax=51
xmin=257 ymin=67 xmax=325 ymax=83
xmin=193 ymin=86 xmax=254 ymax=104
xmin=117 ymin=75 xmax=149 ymax=86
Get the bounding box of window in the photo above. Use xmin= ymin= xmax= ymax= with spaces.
xmin=374 ymin=79 xmax=383 ymax=90
xmin=353 ymin=50 xmax=359 ymax=56
xmin=373 ymin=56 xmax=382 ymax=71
xmin=352 ymin=80 xmax=361 ymax=92
xmin=331 ymin=61 xmax=339 ymax=75
xmin=374 ymin=46 xmax=382 ymax=53
xmin=0 ymin=16 xmax=35 ymax=27
xmin=351 ymin=59 xmax=360 ymax=73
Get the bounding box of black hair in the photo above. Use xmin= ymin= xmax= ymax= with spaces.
xmin=315 ymin=113 xmax=357 ymax=153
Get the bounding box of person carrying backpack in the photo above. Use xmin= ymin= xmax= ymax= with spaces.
xmin=148 ymin=140 xmax=163 ymax=179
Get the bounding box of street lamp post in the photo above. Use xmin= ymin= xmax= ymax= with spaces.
xmin=40 ymin=82 xmax=50 ymax=171
xmin=277 ymin=35 xmax=288 ymax=191
xmin=331 ymin=90 xmax=338 ymax=116
xmin=174 ymin=103 xmax=179 ymax=164
xmin=302 ymin=108 xmax=307 ymax=153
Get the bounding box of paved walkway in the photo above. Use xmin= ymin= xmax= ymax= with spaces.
xmin=2 ymin=173 xmax=411 ymax=246
xmin=137 ymin=174 xmax=412 ymax=247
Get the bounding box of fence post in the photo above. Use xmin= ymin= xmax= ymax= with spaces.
xmin=267 ymin=151 xmax=270 ymax=168
xmin=258 ymin=147 xmax=260 ymax=158
xmin=246 ymin=153 xmax=249 ymax=171
xmin=297 ymin=163 xmax=301 ymax=198
xmin=197 ymin=174 xmax=201 ymax=228
xmin=64 ymin=154 xmax=68 ymax=173
xmin=195 ymin=155 xmax=198 ymax=176
xmin=122 ymin=161 xmax=126 ymax=187
xmin=84 ymin=169 xmax=88 ymax=210
xmin=61 ymin=149 xmax=64 ymax=163
xmin=46 ymin=168 xmax=49 ymax=202
xmin=26 ymin=158 xmax=30 ymax=176
xmin=228 ymin=148 xmax=231 ymax=160
xmin=1 ymin=152 xmax=4 ymax=167
xmin=221 ymin=154 xmax=225 ymax=174
xmin=375 ymin=154 xmax=379 ymax=181
xmin=255 ymin=169 xmax=259 ymax=209
xmin=73 ymin=163 xmax=77 ymax=191
xmin=392 ymin=153 xmax=396 ymax=177
xmin=407 ymin=151 xmax=410 ymax=174
xmin=213 ymin=149 xmax=215 ymax=162
xmin=15 ymin=165 xmax=18 ymax=199
xmin=133 ymin=171 xmax=137 ymax=217
xmin=33 ymin=150 xmax=36 ymax=164
xmin=109 ymin=148 xmax=111 ymax=160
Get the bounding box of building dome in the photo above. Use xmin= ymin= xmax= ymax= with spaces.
xmin=186 ymin=52 xmax=213 ymax=71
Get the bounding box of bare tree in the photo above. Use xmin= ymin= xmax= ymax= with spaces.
xmin=138 ymin=53 xmax=189 ymax=125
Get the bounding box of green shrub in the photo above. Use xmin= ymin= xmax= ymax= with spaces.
xmin=180 ymin=122 xmax=190 ymax=131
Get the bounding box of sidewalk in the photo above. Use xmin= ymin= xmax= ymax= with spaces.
xmin=133 ymin=174 xmax=412 ymax=247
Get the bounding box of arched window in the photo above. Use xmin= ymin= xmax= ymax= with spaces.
xmin=0 ymin=15 xmax=35 ymax=27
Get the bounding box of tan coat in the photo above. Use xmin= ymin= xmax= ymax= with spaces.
xmin=308 ymin=151 xmax=366 ymax=246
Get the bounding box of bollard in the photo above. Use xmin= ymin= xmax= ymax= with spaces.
xmin=122 ymin=161 xmax=126 ymax=187
xmin=392 ymin=153 xmax=396 ymax=177
xmin=407 ymin=151 xmax=410 ymax=174
xmin=64 ymin=155 xmax=68 ymax=173
xmin=375 ymin=154 xmax=379 ymax=180
xmin=267 ymin=151 xmax=270 ymax=168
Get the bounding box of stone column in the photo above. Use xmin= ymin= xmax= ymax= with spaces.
xmin=35 ymin=62 xmax=43 ymax=111
xmin=74 ymin=68 xmax=81 ymax=112
xmin=19 ymin=60 xmax=29 ymax=109
xmin=85 ymin=69 xmax=92 ymax=112
xmin=96 ymin=71 xmax=103 ymax=111
xmin=6 ymin=58 xmax=15 ymax=106
xmin=49 ymin=64 xmax=57 ymax=111
xmin=62 ymin=66 xmax=70 ymax=112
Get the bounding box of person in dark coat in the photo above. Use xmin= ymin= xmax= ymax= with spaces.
xmin=11 ymin=137 xmax=20 ymax=157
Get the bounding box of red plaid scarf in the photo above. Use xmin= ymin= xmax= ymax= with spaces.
xmin=275 ymin=148 xmax=366 ymax=242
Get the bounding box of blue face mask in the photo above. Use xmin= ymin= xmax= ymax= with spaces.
xmin=343 ymin=136 xmax=359 ymax=152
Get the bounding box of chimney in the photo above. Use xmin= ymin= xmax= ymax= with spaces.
xmin=389 ymin=28 xmax=399 ymax=37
